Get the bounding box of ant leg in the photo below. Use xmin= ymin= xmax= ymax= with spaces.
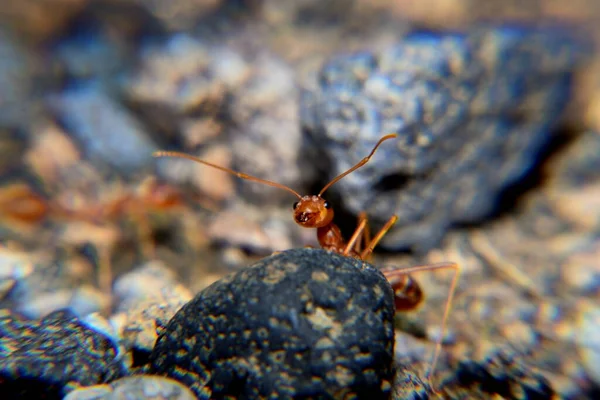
xmin=97 ymin=245 xmax=113 ymax=301
xmin=359 ymin=215 xmax=398 ymax=259
xmin=131 ymin=211 xmax=156 ymax=259
xmin=383 ymin=262 xmax=461 ymax=388
xmin=344 ymin=218 xmax=367 ymax=256
xmin=354 ymin=212 xmax=371 ymax=254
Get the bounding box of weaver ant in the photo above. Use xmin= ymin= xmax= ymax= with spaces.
xmin=153 ymin=134 xmax=460 ymax=387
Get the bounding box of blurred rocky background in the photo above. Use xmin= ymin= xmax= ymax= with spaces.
xmin=0 ymin=0 xmax=599 ymax=399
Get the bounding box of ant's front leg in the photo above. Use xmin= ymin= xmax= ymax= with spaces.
xmin=343 ymin=216 xmax=367 ymax=256
xmin=354 ymin=212 xmax=371 ymax=255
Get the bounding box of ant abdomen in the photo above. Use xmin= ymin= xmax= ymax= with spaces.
xmin=0 ymin=183 xmax=49 ymax=224
xmin=385 ymin=273 xmax=423 ymax=311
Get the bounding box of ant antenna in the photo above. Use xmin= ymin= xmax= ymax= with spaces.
xmin=152 ymin=151 xmax=303 ymax=200
xmin=318 ymin=134 xmax=398 ymax=196
xmin=154 ymin=133 xmax=398 ymax=200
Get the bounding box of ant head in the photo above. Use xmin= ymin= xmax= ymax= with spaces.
xmin=148 ymin=184 xmax=182 ymax=209
xmin=138 ymin=177 xmax=182 ymax=209
xmin=292 ymin=195 xmax=334 ymax=228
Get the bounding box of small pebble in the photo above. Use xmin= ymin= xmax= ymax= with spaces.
xmin=576 ymin=304 xmax=600 ymax=385
xmin=111 ymin=261 xmax=192 ymax=355
xmin=65 ymin=376 xmax=196 ymax=400
xmin=0 ymin=245 xmax=34 ymax=279
xmin=15 ymin=285 xmax=110 ymax=319
xmin=64 ymin=384 xmax=113 ymax=400
xmin=111 ymin=376 xmax=196 ymax=400
xmin=0 ymin=248 xmax=109 ymax=319
xmin=561 ymin=242 xmax=600 ymax=295
xmin=112 ymin=260 xmax=190 ymax=308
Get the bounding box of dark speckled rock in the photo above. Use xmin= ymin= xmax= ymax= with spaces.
xmin=441 ymin=348 xmax=555 ymax=399
xmin=0 ymin=309 xmax=127 ymax=399
xmin=150 ymin=248 xmax=396 ymax=399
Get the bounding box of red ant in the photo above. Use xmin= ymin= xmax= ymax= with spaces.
xmin=0 ymin=183 xmax=50 ymax=227
xmin=0 ymin=177 xmax=184 ymax=229
xmin=0 ymin=177 xmax=186 ymax=295
xmin=153 ymin=134 xmax=460 ymax=387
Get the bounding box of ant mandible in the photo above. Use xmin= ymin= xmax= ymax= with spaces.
xmin=153 ymin=134 xmax=460 ymax=386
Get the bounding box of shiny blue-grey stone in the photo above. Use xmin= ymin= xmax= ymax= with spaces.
xmin=301 ymin=27 xmax=588 ymax=251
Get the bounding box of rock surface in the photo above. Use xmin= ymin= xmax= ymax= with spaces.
xmin=150 ymin=248 xmax=396 ymax=399
xmin=0 ymin=309 xmax=126 ymax=399
xmin=301 ymin=27 xmax=588 ymax=251
xmin=440 ymin=348 xmax=555 ymax=399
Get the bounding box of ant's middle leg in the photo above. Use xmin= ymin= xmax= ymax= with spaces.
xmin=360 ymin=215 xmax=398 ymax=259
xmin=129 ymin=211 xmax=157 ymax=259
xmin=97 ymin=244 xmax=114 ymax=306
xmin=344 ymin=211 xmax=371 ymax=256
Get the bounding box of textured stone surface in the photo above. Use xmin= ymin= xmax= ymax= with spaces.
xmin=301 ymin=27 xmax=588 ymax=251
xmin=440 ymin=348 xmax=555 ymax=399
xmin=150 ymin=248 xmax=396 ymax=399
xmin=0 ymin=309 xmax=127 ymax=399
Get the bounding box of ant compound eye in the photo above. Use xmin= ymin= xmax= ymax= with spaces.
xmin=293 ymin=201 xmax=299 ymax=209
xmin=324 ymin=201 xmax=331 ymax=209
